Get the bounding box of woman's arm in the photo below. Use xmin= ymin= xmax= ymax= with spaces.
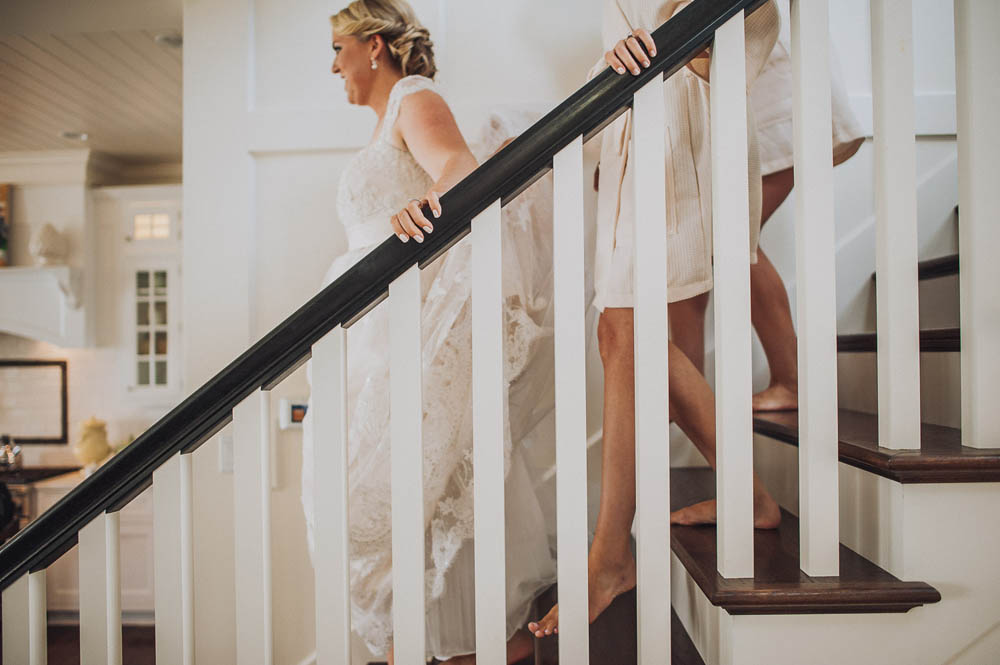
xmin=389 ymin=90 xmax=479 ymax=243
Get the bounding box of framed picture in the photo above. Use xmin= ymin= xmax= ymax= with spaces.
xmin=0 ymin=184 xmax=11 ymax=266
xmin=0 ymin=360 xmax=69 ymax=444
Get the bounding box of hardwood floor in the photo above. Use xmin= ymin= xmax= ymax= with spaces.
xmin=0 ymin=624 xmax=155 ymax=665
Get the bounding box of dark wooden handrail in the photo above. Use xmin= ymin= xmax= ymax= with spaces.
xmin=0 ymin=0 xmax=767 ymax=591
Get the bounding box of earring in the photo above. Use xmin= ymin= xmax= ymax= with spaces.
xmin=370 ymin=59 xmax=378 ymax=70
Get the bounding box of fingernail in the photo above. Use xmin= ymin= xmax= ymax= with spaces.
xmin=433 ymin=209 xmax=440 ymax=218
xmin=422 ymin=225 xmax=433 ymax=233
xmin=398 ymin=234 xmax=409 ymax=243
xmin=643 ymin=60 xmax=650 ymax=67
xmin=617 ymin=67 xmax=625 ymax=74
xmin=415 ymin=235 xmax=423 ymax=243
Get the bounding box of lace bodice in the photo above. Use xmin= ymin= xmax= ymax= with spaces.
xmin=337 ymin=76 xmax=436 ymax=250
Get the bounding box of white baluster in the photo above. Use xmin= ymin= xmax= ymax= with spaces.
xmin=789 ymin=0 xmax=840 ymax=576
xmin=79 ymin=511 xmax=123 ymax=665
xmin=955 ymin=0 xmax=1000 ymax=449
xmin=632 ymin=78 xmax=671 ymax=661
xmin=312 ymin=326 xmax=352 ymax=664
xmin=153 ymin=452 xmax=194 ymax=665
xmin=29 ymin=570 xmax=47 ymax=665
xmin=2 ymin=574 xmax=30 ymax=664
xmin=234 ymin=389 xmax=274 ymax=665
xmin=471 ymin=199 xmax=506 ymax=665
xmin=710 ymin=10 xmax=754 ymax=579
xmin=553 ymin=135 xmax=589 ymax=665
xmin=390 ymin=265 xmax=425 ymax=665
xmin=871 ymin=0 xmax=921 ymax=450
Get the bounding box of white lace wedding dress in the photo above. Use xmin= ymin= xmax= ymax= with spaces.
xmin=301 ymin=75 xmax=557 ymax=659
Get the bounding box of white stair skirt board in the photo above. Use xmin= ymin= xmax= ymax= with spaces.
xmin=312 ymin=326 xmax=352 ymax=665
xmin=2 ymin=574 xmax=31 ymax=665
xmin=632 ymin=78 xmax=672 ymax=661
xmin=552 ymin=135 xmax=589 ymax=665
xmin=153 ymin=452 xmax=194 ymax=665
xmin=79 ymin=511 xmax=123 ymax=665
xmin=789 ymin=0 xmax=840 ymax=576
xmin=955 ymin=0 xmax=1000 ymax=449
xmin=234 ymin=389 xmax=274 ymax=665
xmin=709 ymin=10 xmax=754 ymax=579
xmin=871 ymin=0 xmax=922 ymax=451
xmin=389 ymin=265 xmax=425 ymax=665
xmin=471 ymin=199 xmax=507 ymax=665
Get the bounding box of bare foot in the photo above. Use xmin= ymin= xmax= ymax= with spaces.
xmin=752 ymin=383 xmax=798 ymax=412
xmin=670 ymin=494 xmax=782 ymax=530
xmin=528 ymin=548 xmax=637 ymax=639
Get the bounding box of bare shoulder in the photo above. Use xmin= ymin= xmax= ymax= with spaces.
xmin=397 ymin=88 xmax=455 ymax=129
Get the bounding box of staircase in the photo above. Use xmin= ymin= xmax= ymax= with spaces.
xmin=3 ymin=0 xmax=999 ymax=664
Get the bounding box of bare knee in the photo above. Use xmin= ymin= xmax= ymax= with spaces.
xmin=598 ymin=308 xmax=634 ymax=365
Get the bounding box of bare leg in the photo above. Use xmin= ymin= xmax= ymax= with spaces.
xmin=529 ymin=309 xmax=780 ymax=639
xmin=668 ymin=292 xmax=710 ymax=373
xmin=752 ymin=167 xmax=798 ymax=411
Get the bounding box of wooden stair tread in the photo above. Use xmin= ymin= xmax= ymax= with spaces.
xmin=870 ymin=253 xmax=959 ymax=282
xmin=837 ymin=327 xmax=959 ymax=352
xmin=754 ymin=409 xmax=1000 ymax=482
xmin=670 ymin=467 xmax=940 ymax=614
xmin=534 ymin=586 xmax=706 ymax=665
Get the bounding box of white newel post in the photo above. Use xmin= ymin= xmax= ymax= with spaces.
xmin=234 ymin=389 xmax=274 ymax=665
xmin=871 ymin=0 xmax=921 ymax=451
xmin=79 ymin=511 xmax=123 ymax=665
xmin=955 ymin=0 xmax=1000 ymax=450
xmin=389 ymin=265 xmax=425 ymax=665
xmin=632 ymin=78 xmax=672 ymax=661
xmin=153 ymin=452 xmax=194 ymax=665
xmin=789 ymin=0 xmax=840 ymax=576
xmin=471 ymin=199 xmax=507 ymax=665
xmin=312 ymin=326 xmax=353 ymax=664
xmin=552 ymin=135 xmax=590 ymax=665
xmin=710 ymin=10 xmax=755 ymax=579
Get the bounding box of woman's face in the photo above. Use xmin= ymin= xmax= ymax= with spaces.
xmin=331 ymin=30 xmax=375 ymax=106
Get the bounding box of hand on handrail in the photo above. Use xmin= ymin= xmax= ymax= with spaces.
xmin=606 ymin=29 xmax=657 ymax=76
xmin=391 ymin=189 xmax=441 ymax=244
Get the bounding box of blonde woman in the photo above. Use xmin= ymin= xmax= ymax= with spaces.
xmin=300 ymin=1 xmax=556 ymax=662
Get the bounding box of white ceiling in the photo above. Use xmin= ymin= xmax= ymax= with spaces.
xmin=0 ymin=0 xmax=182 ymax=164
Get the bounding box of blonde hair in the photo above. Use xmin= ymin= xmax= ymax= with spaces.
xmin=331 ymin=0 xmax=437 ymax=79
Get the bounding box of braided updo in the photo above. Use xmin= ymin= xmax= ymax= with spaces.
xmin=331 ymin=0 xmax=437 ymax=79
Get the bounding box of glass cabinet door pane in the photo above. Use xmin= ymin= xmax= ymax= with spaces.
xmin=136 ymin=271 xmax=150 ymax=297
xmin=154 ymin=271 xmax=167 ymax=296
xmin=154 ymin=301 xmax=167 ymax=325
xmin=137 ymin=332 xmax=150 ymax=356
xmin=155 ymin=361 xmax=168 ymax=386
xmin=137 ymin=302 xmax=150 ymax=326
xmin=155 ymin=331 xmax=167 ymax=355
xmin=138 ymin=362 xmax=150 ymax=386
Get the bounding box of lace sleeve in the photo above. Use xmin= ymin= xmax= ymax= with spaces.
xmin=380 ymin=75 xmax=439 ymax=142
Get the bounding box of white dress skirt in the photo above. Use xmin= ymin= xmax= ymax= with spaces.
xmin=301 ymin=76 xmax=557 ymax=659
xmin=750 ymin=0 xmax=865 ymax=175
xmin=591 ymin=0 xmax=781 ymax=310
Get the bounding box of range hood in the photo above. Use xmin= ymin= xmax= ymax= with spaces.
xmin=0 ymin=266 xmax=89 ymax=347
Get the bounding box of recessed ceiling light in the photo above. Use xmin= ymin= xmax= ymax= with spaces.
xmin=59 ymin=131 xmax=89 ymax=141
xmin=154 ymin=32 xmax=183 ymax=49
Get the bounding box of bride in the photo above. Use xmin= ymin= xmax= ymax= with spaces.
xmin=300 ymin=1 xmax=557 ymax=662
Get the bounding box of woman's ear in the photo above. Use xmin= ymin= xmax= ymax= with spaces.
xmin=369 ymin=34 xmax=385 ymax=61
